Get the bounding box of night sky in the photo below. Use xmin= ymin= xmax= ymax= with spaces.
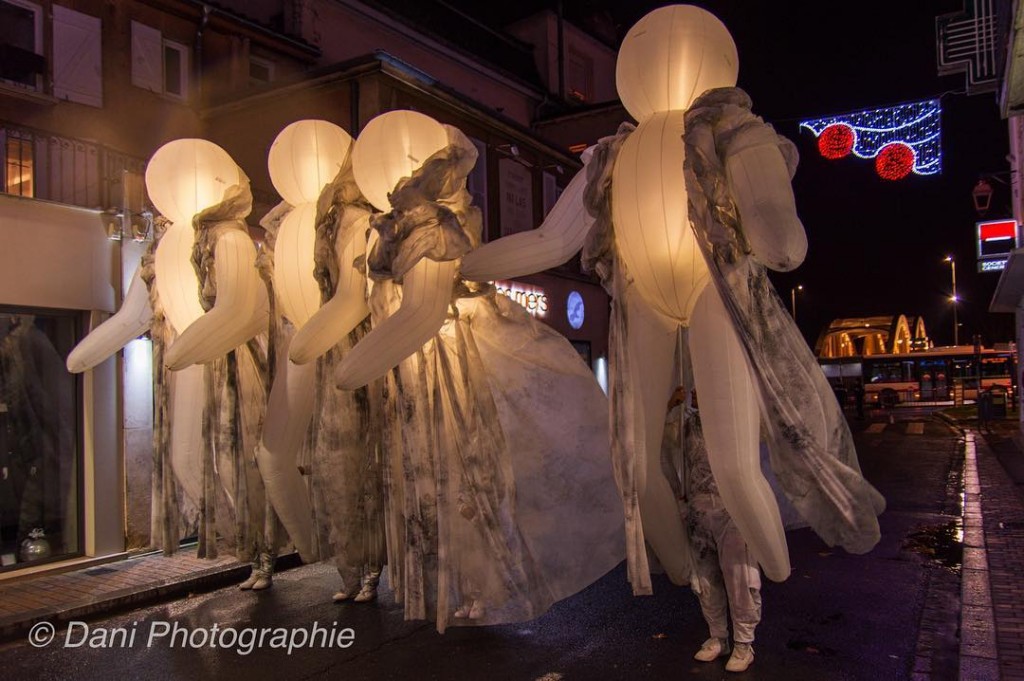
xmin=450 ymin=0 xmax=1014 ymax=348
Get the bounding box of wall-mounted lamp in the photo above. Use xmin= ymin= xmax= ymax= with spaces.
xmin=496 ymin=143 xmax=534 ymax=168
xmin=972 ymin=178 xmax=993 ymax=215
xmin=104 ymin=208 xmax=154 ymax=242
xmin=972 ymin=171 xmax=1012 ymax=216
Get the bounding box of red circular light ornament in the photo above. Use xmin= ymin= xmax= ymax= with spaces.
xmin=817 ymin=123 xmax=855 ymax=160
xmin=875 ymin=143 xmax=915 ymax=181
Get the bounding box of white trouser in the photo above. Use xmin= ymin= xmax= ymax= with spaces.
xmin=688 ymin=494 xmax=762 ymax=644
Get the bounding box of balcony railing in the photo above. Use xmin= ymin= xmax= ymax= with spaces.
xmin=1 ymin=122 xmax=147 ymax=212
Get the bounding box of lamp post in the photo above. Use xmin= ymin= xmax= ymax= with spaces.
xmin=790 ymin=284 xmax=803 ymax=321
xmin=944 ymin=256 xmax=958 ymax=347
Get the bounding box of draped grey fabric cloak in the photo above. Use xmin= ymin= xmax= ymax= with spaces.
xmin=368 ymin=128 xmax=623 ymax=632
xmin=188 ymin=179 xmax=276 ymax=561
xmin=308 ymin=163 xmax=386 ymax=592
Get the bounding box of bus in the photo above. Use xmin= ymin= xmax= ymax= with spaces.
xmin=819 ymin=345 xmax=1016 ymax=406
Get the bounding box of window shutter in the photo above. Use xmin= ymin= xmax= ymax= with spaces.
xmin=52 ymin=5 xmax=102 ymax=107
xmin=131 ymin=21 xmax=162 ymax=92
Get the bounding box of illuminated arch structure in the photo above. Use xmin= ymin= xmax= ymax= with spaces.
xmin=815 ymin=315 xmax=931 ymax=358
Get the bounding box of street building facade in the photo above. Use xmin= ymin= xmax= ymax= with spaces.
xmin=0 ymin=0 xmax=620 ymax=575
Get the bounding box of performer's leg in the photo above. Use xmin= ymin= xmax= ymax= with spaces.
xmin=690 ymin=283 xmax=790 ymax=582
xmin=623 ymin=289 xmax=691 ymax=586
xmin=709 ymin=506 xmax=762 ymax=644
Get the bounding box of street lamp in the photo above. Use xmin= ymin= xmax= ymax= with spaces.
xmin=790 ymin=284 xmax=803 ymax=321
xmin=944 ymin=256 xmax=958 ymax=347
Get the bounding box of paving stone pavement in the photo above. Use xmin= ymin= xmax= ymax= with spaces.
xmin=974 ymin=424 xmax=1024 ymax=681
xmin=0 ymin=549 xmax=299 ymax=641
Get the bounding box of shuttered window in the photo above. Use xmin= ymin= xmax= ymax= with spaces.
xmin=130 ymin=20 xmax=161 ymax=92
xmin=52 ymin=5 xmax=102 ymax=107
xmin=0 ymin=0 xmax=44 ymax=90
xmin=130 ymin=20 xmax=188 ymax=100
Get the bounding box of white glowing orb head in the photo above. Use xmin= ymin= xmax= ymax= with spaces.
xmin=616 ymin=4 xmax=738 ymax=121
xmin=145 ymin=139 xmax=241 ymax=226
xmin=268 ymin=120 xmax=353 ymax=206
xmin=352 ymin=110 xmax=449 ymax=212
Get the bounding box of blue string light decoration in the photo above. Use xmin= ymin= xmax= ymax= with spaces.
xmin=799 ymin=99 xmax=942 ymax=180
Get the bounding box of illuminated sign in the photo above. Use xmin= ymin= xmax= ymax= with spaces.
xmin=567 ymin=290 xmax=585 ymax=329
xmin=495 ymin=281 xmax=548 ymax=317
xmin=977 ymin=219 xmax=1019 ymax=273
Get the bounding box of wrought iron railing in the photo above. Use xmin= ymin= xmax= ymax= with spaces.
xmin=0 ymin=122 xmax=147 ymax=213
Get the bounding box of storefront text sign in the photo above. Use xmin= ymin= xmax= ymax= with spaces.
xmin=495 ymin=281 xmax=548 ymax=317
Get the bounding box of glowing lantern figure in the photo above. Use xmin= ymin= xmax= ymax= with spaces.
xmin=331 ymin=110 xmax=457 ymax=388
xmin=257 ymin=120 xmax=365 ymax=562
xmin=156 ymin=139 xmax=279 ymax=589
xmin=461 ymin=4 xmax=881 ymax=593
xmin=352 ymin=110 xmax=450 ymax=214
xmin=322 ymin=110 xmax=624 ymax=628
xmin=65 ymin=139 xmax=253 ymax=561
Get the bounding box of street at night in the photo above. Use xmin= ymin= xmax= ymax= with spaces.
xmin=4 ymin=2 xmax=1024 ymax=680
xmin=1 ymin=412 xmax=987 ymax=680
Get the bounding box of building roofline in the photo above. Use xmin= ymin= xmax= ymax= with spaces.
xmin=139 ymin=0 xmax=321 ymax=60
xmin=335 ymin=0 xmax=546 ymax=98
xmin=201 ymin=53 xmax=582 ymax=169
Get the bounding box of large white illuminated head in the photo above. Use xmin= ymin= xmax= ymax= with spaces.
xmin=616 ymin=4 xmax=738 ymax=121
xmin=268 ymin=120 xmax=353 ymax=206
xmin=352 ymin=110 xmax=449 ymax=212
xmin=145 ymin=139 xmax=241 ymax=225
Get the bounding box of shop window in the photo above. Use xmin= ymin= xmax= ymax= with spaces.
xmin=3 ymin=132 xmax=33 ymax=197
xmin=0 ymin=309 xmax=81 ymax=571
xmin=249 ymin=55 xmax=274 ymax=86
xmin=131 ymin=20 xmax=189 ymax=101
xmin=0 ymin=0 xmax=44 ymax=90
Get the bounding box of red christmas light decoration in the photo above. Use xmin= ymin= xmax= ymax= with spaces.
xmin=875 ymin=143 xmax=915 ymax=181
xmin=817 ymin=123 xmax=855 ymax=159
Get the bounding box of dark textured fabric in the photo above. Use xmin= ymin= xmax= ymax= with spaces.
xmin=683 ymin=87 xmax=885 ymax=554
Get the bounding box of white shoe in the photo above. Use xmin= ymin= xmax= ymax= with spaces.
xmin=725 ymin=643 xmax=754 ymax=672
xmin=353 ymin=581 xmax=378 ymax=603
xmin=694 ymin=637 xmax=730 ymax=662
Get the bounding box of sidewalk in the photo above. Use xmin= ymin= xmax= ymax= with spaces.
xmin=0 ymin=548 xmax=299 ymax=642
xmin=943 ymin=414 xmax=1024 ymax=681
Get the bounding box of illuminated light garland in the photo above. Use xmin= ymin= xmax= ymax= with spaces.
xmin=875 ymin=143 xmax=915 ymax=181
xmin=818 ymin=123 xmax=855 ymax=159
xmin=799 ymin=99 xmax=941 ymax=180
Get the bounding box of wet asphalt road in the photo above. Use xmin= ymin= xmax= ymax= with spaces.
xmin=1 ymin=412 xmax=964 ymax=680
